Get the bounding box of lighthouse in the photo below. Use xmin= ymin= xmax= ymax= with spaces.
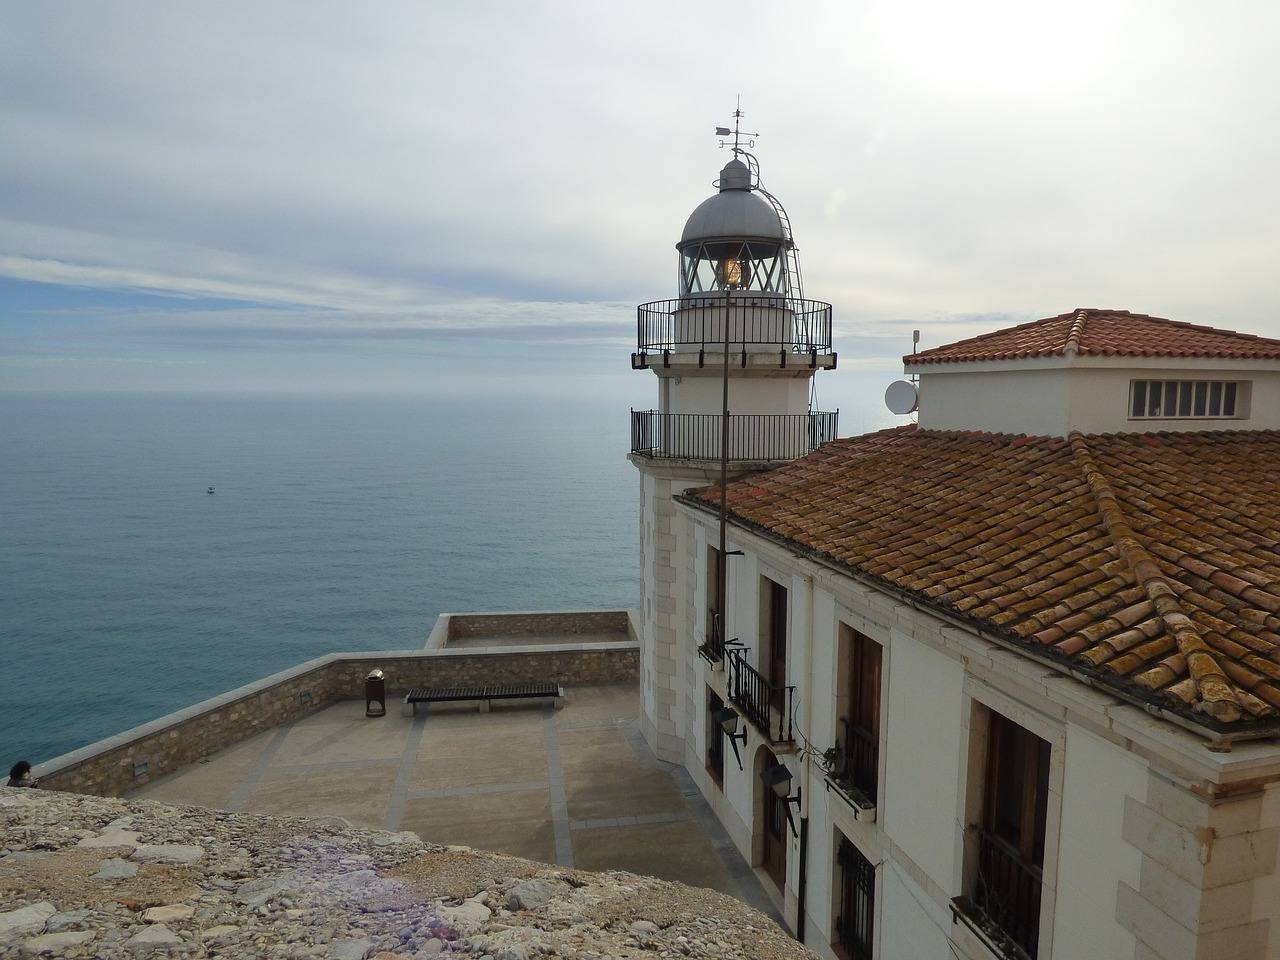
xmin=628 ymin=115 xmax=837 ymax=763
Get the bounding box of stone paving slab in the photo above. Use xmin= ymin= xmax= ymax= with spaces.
xmin=130 ymin=682 xmax=774 ymax=911
xmin=573 ymin=820 xmax=734 ymax=892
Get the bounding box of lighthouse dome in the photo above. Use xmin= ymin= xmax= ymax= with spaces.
xmin=679 ymin=159 xmax=785 ymax=247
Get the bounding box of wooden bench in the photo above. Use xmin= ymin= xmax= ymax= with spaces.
xmin=403 ymin=682 xmax=564 ymax=716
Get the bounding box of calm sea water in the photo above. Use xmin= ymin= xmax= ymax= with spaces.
xmin=0 ymin=392 xmax=638 ymax=765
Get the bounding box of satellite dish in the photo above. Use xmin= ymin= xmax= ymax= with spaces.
xmin=885 ymin=380 xmax=919 ymax=415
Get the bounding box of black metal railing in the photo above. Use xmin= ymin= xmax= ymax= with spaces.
xmin=727 ymin=648 xmax=794 ymax=743
xmin=836 ymin=836 xmax=875 ymax=960
xmin=844 ymin=719 xmax=879 ymax=803
xmin=637 ymin=297 xmax=833 ymax=353
xmin=970 ymin=827 xmax=1043 ymax=959
xmin=630 ymin=410 xmax=838 ymax=463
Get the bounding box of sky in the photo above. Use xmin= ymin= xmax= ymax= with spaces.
xmin=2 ymin=1 xmax=1278 ymax=427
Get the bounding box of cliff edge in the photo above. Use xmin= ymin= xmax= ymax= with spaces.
xmin=0 ymin=787 xmax=811 ymax=959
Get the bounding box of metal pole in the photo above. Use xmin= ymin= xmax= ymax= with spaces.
xmin=717 ymin=284 xmax=731 ymax=655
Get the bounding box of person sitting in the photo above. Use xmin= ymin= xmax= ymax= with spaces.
xmin=6 ymin=760 xmax=37 ymax=788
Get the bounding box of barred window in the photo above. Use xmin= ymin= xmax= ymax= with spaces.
xmin=1130 ymin=380 xmax=1245 ymax=419
xmin=835 ymin=834 xmax=875 ymax=960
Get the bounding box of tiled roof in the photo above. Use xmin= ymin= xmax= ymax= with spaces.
xmin=907 ymin=309 xmax=1280 ymax=365
xmin=682 ymin=427 xmax=1280 ymax=733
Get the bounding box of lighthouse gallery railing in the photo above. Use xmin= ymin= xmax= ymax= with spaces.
xmin=630 ymin=410 xmax=837 ymax=463
xmin=636 ymin=297 xmax=833 ymax=353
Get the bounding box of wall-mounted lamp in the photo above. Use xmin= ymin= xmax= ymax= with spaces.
xmin=761 ymin=762 xmax=802 ymax=837
xmin=713 ymin=705 xmax=747 ymax=771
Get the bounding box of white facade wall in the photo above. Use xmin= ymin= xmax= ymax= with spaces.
xmin=913 ymin=359 xmax=1280 ymax=436
xmin=1052 ymin=726 xmax=1148 ymax=960
xmin=659 ymin=507 xmax=1280 ymax=960
xmin=881 ymin=628 xmax=966 ymax=889
xmin=636 ymin=467 xmax=700 ymax=763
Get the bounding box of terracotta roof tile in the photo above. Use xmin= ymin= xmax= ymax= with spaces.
xmin=680 ymin=426 xmax=1280 ymax=734
xmin=908 ymin=309 xmax=1280 ymax=365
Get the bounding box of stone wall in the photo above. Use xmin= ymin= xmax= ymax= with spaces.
xmin=34 ymin=641 xmax=638 ymax=799
xmin=445 ymin=610 xmax=634 ymax=641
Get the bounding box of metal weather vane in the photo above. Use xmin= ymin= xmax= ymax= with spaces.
xmin=715 ymin=98 xmax=758 ymax=159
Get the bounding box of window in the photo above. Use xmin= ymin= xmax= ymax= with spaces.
xmin=835 ymin=834 xmax=875 ymax=960
xmin=706 ymin=545 xmax=721 ymax=652
xmin=763 ymin=578 xmax=789 ymax=711
xmin=706 ymin=688 xmax=725 ymax=787
xmin=844 ymin=629 xmax=882 ymax=802
xmin=970 ymin=711 xmax=1050 ymax=959
xmin=1130 ymin=379 xmax=1246 ymax=419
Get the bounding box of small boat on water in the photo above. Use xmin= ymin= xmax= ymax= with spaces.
xmin=207 ymin=486 xmax=215 ymax=495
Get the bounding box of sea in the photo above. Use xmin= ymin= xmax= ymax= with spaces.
xmin=0 ymin=392 xmax=638 ymax=766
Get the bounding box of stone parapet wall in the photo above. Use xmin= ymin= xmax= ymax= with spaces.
xmin=34 ymin=640 xmax=638 ymax=799
xmin=445 ymin=610 xmax=635 ymax=641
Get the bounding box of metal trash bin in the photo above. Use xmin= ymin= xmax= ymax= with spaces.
xmin=365 ymin=669 xmax=386 ymax=717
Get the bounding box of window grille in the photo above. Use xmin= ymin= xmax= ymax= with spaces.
xmin=969 ymin=712 xmax=1050 ymax=959
xmin=844 ymin=630 xmax=882 ymax=802
xmin=835 ymin=835 xmax=875 ymax=960
xmin=706 ymin=689 xmax=725 ymax=787
xmin=1130 ymin=379 xmax=1245 ymax=419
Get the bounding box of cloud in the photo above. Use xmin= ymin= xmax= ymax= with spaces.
xmin=1 ymin=0 xmax=1278 ymax=398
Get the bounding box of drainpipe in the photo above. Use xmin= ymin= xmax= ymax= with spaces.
xmin=796 ymin=815 xmax=809 ymax=943
xmin=792 ymin=574 xmax=815 ymax=946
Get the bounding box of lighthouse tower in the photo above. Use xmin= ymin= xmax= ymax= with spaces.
xmin=628 ymin=117 xmax=837 ymax=762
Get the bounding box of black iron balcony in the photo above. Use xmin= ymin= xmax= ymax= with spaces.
xmin=635 ymin=297 xmax=833 ymax=354
xmin=952 ymin=827 xmax=1043 ymax=960
xmin=844 ymin=719 xmax=879 ymax=803
xmin=727 ymin=648 xmax=795 ymax=743
xmin=630 ymin=410 xmax=838 ymax=463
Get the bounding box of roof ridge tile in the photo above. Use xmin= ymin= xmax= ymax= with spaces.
xmin=1063 ymin=309 xmax=1088 ymax=354
xmin=1067 ymin=431 xmax=1243 ymax=722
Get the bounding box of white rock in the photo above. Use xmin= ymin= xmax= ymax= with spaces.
xmin=142 ymin=904 xmax=194 ymax=924
xmin=20 ymin=929 xmax=95 ymax=953
xmin=125 ymin=924 xmax=182 ymax=952
xmin=0 ymin=902 xmax=55 ymax=942
xmin=506 ymin=879 xmax=559 ymax=911
xmin=200 ymin=925 xmax=239 ymax=941
xmin=235 ymin=871 xmax=300 ymax=908
xmin=130 ymin=844 xmax=204 ymax=865
xmin=92 ymin=858 xmax=138 ymax=880
xmin=76 ymin=829 xmax=141 ymax=849
xmin=45 ymin=910 xmax=91 ymax=933
xmin=438 ymin=897 xmax=491 ymax=933
xmin=328 ymin=938 xmax=376 ymax=960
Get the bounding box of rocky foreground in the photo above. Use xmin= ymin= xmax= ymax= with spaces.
xmin=0 ymin=788 xmax=811 ymax=960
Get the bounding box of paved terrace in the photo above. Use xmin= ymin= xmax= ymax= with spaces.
xmin=130 ymin=682 xmax=777 ymax=919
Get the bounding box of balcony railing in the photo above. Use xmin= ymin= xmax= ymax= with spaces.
xmin=727 ymin=647 xmax=795 ymax=743
xmin=844 ymin=718 xmax=879 ymax=803
xmin=630 ymin=410 xmax=838 ymax=463
xmin=636 ymin=297 xmax=833 ymax=354
xmin=956 ymin=827 xmax=1043 ymax=960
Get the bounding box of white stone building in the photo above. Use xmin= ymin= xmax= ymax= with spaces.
xmin=628 ymin=154 xmax=1280 ymax=960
